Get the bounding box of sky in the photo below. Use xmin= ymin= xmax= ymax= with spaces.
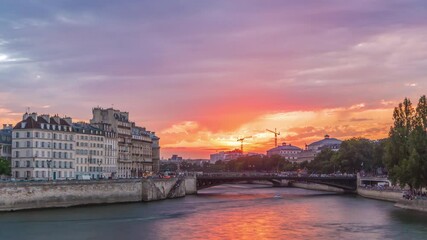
xmin=0 ymin=0 xmax=426 ymax=159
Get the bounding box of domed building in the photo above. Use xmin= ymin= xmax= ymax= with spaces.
xmin=307 ymin=135 xmax=342 ymax=153
xmin=266 ymin=142 xmax=302 ymax=160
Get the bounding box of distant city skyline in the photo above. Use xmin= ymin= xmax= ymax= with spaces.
xmin=1 ymin=0 xmax=426 ymax=158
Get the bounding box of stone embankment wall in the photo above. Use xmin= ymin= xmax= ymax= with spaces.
xmin=0 ymin=177 xmax=197 ymax=212
xmin=290 ymin=182 xmax=345 ymax=193
xmin=356 ymin=188 xmax=402 ymax=202
xmin=395 ymin=199 xmax=427 ymax=212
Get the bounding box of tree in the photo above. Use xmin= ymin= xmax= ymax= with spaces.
xmin=307 ymin=148 xmax=336 ymax=173
xmin=331 ymin=138 xmax=376 ymax=174
xmin=0 ymin=157 xmax=11 ymax=176
xmin=384 ymin=96 xmax=427 ymax=189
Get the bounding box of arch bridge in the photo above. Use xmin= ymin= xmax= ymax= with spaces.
xmin=196 ymin=174 xmax=357 ymax=192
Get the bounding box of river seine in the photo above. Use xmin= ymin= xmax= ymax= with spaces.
xmin=1 ymin=184 xmax=427 ymax=240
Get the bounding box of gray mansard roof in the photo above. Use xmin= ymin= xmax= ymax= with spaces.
xmin=308 ymin=135 xmax=342 ymax=147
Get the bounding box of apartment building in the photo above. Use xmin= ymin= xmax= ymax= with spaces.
xmin=12 ymin=113 xmax=75 ymax=180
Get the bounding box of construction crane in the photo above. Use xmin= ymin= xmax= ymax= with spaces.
xmin=266 ymin=128 xmax=280 ymax=147
xmin=237 ymin=136 xmax=252 ymax=153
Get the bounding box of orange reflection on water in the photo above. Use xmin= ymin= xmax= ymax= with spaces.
xmin=176 ymin=198 xmax=327 ymax=239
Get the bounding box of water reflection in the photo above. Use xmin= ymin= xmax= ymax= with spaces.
xmin=0 ymin=184 xmax=426 ymax=240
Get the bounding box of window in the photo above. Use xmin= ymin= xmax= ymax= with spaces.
xmin=35 ymin=132 xmax=39 ymax=138
xmin=26 ymin=161 xmax=30 ymax=167
xmin=41 ymin=142 xmax=45 ymax=148
xmin=26 ymin=141 xmax=30 ymax=148
xmin=15 ymin=151 xmax=19 ymax=158
xmin=27 ymin=132 xmax=30 ymax=138
xmin=15 ymin=132 xmax=20 ymax=138
xmin=15 ymin=161 xmax=19 ymax=167
xmin=15 ymin=142 xmax=19 ymax=148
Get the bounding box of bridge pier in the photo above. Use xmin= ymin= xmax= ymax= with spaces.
xmin=271 ymin=179 xmax=289 ymax=187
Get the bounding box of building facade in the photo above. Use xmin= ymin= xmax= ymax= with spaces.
xmin=91 ymin=107 xmax=160 ymax=178
xmin=131 ymin=125 xmax=153 ymax=177
xmin=266 ymin=143 xmax=303 ymax=160
xmin=73 ymin=122 xmax=106 ymax=180
xmin=12 ymin=113 xmax=75 ymax=180
xmin=92 ymin=122 xmax=118 ymax=179
xmin=150 ymin=133 xmax=160 ymax=173
xmin=210 ymin=149 xmax=243 ymax=163
xmin=0 ymin=124 xmax=12 ymax=161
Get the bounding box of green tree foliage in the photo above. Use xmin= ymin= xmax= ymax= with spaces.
xmin=333 ymin=138 xmax=375 ymax=173
xmin=307 ymin=148 xmax=336 ymax=173
xmin=0 ymin=157 xmax=11 ymax=176
xmin=384 ymin=95 xmax=427 ymax=189
xmin=305 ymin=138 xmax=384 ymax=174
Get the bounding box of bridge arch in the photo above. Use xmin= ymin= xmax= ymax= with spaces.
xmin=196 ymin=175 xmax=357 ymax=192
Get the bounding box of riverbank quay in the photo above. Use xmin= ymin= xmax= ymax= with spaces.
xmin=356 ymin=187 xmax=402 ymax=202
xmin=0 ymin=177 xmax=197 ymax=212
xmin=289 ymin=182 xmax=345 ymax=193
xmin=395 ymin=199 xmax=427 ymax=212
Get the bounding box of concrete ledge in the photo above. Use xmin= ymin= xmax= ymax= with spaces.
xmin=0 ymin=177 xmax=197 ymax=212
xmin=291 ymin=182 xmax=344 ymax=193
xmin=357 ymin=188 xmax=402 ymax=202
xmin=395 ymin=199 xmax=427 ymax=212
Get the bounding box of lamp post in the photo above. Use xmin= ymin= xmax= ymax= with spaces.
xmin=47 ymin=159 xmax=52 ymax=181
xmin=97 ymin=159 xmax=102 ymax=179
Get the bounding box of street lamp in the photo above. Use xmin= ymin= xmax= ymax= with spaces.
xmin=47 ymin=159 xmax=52 ymax=181
xmin=97 ymin=159 xmax=102 ymax=179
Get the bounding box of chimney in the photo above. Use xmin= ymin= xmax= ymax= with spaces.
xmin=2 ymin=124 xmax=6 ymax=129
xmin=52 ymin=115 xmax=60 ymax=124
xmin=40 ymin=114 xmax=50 ymax=123
xmin=30 ymin=112 xmax=38 ymax=121
xmin=63 ymin=117 xmax=73 ymax=125
xmin=23 ymin=112 xmax=29 ymax=120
